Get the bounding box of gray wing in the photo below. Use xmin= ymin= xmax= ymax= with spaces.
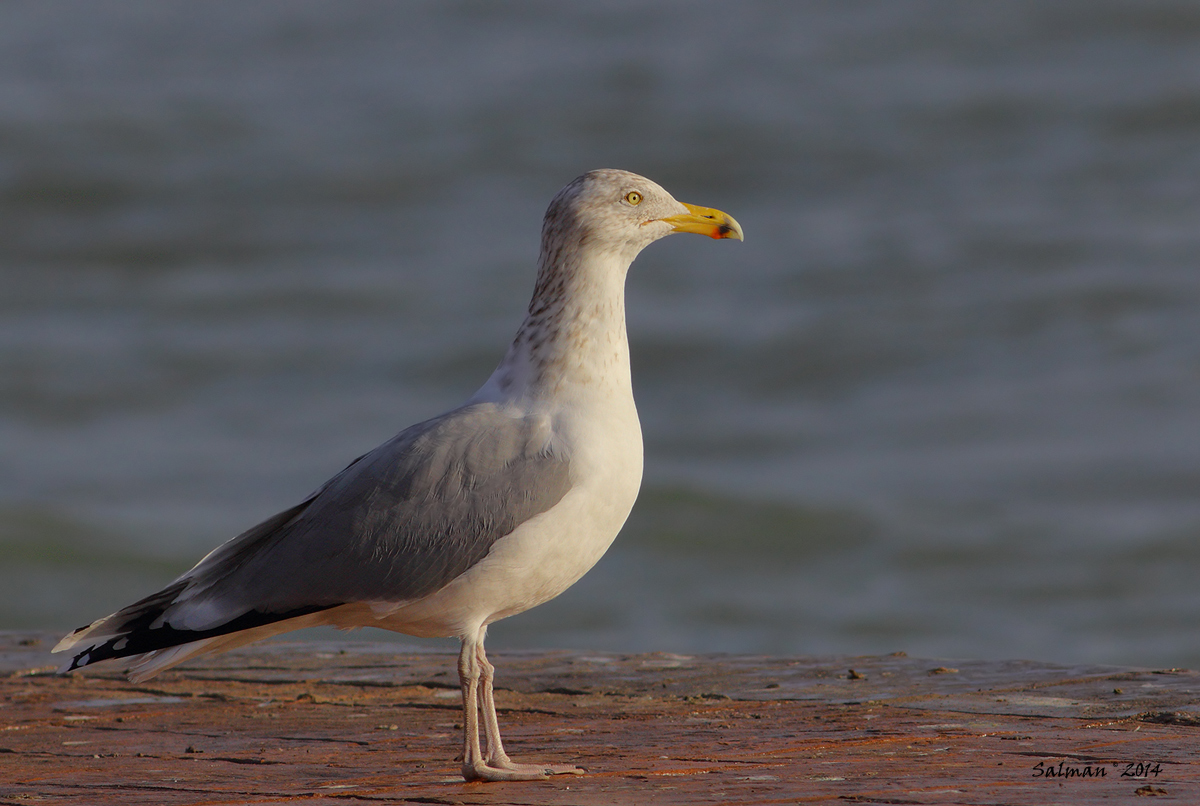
xmin=189 ymin=401 xmax=573 ymax=615
xmin=56 ymin=402 xmax=572 ymax=669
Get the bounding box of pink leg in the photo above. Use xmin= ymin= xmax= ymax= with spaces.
xmin=457 ymin=630 xmax=585 ymax=782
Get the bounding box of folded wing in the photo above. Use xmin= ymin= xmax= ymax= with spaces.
xmin=54 ymin=402 xmax=572 ymax=675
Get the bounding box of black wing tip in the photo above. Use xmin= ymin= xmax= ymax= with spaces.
xmin=60 ymin=651 xmax=92 ymax=675
xmin=58 ymin=603 xmax=342 ymax=671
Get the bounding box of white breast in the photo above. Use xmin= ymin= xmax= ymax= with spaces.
xmin=366 ymin=395 xmax=643 ymax=639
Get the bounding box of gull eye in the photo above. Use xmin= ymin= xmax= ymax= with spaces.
xmin=624 ymin=190 xmax=642 ymax=206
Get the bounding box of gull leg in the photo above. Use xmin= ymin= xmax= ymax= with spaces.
xmin=457 ymin=636 xmax=488 ymax=780
xmin=478 ymin=640 xmax=584 ymax=777
xmin=457 ymin=630 xmax=584 ymax=782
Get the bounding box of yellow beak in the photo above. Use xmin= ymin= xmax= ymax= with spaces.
xmin=658 ymin=202 xmax=744 ymax=241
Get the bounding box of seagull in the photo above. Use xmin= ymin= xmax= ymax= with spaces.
xmin=54 ymin=168 xmax=743 ymax=782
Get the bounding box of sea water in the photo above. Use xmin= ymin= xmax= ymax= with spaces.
xmin=2 ymin=1 xmax=1199 ymax=667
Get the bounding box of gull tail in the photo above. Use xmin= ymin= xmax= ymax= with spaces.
xmin=52 ymin=583 xmax=334 ymax=683
xmin=52 ymin=499 xmax=338 ymax=683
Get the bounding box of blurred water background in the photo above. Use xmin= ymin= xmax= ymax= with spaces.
xmin=3 ymin=0 xmax=1199 ymax=668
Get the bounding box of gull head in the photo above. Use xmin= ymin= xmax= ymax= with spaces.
xmin=542 ymin=169 xmax=743 ymax=265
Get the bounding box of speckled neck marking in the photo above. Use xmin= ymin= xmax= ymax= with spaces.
xmin=491 ymin=223 xmax=632 ymax=402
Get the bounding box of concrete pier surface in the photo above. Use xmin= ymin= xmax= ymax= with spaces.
xmin=2 ymin=632 xmax=1197 ymax=804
